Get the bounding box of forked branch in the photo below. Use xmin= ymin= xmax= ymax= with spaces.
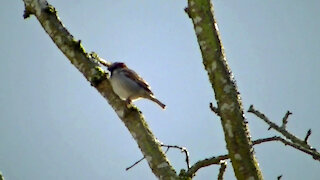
xmin=248 ymin=105 xmax=320 ymax=161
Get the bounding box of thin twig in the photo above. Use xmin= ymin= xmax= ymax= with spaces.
xmin=277 ymin=175 xmax=283 ymax=180
xmin=217 ymin=161 xmax=227 ymax=180
xmin=209 ymin=102 xmax=220 ymax=115
xmin=304 ymin=129 xmax=312 ymax=143
xmin=252 ymin=136 xmax=319 ymax=160
xmin=161 ymin=144 xmax=191 ymax=169
xmin=126 ymin=143 xmax=191 ymax=171
xmin=126 ymin=157 xmax=145 ymax=171
xmin=164 ymin=147 xmax=170 ymax=153
xmin=252 ymin=136 xmax=282 ymax=145
xmin=281 ymin=111 xmax=292 ymax=129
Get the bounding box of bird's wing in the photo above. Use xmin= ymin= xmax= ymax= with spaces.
xmin=122 ymin=69 xmax=154 ymax=95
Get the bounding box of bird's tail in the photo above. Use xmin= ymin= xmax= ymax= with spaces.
xmin=149 ymin=96 xmax=166 ymax=109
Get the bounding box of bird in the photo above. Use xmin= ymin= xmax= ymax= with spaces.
xmin=107 ymin=62 xmax=166 ymax=109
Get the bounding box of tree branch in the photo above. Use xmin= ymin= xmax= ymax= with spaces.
xmin=160 ymin=144 xmax=190 ymax=170
xmin=281 ymin=111 xmax=292 ymax=129
xmin=304 ymin=129 xmax=312 ymax=143
xmin=185 ymin=155 xmax=229 ymax=178
xmin=22 ymin=0 xmax=178 ymax=179
xmin=217 ymin=161 xmax=227 ymax=180
xmin=126 ymin=143 xmax=191 ymax=173
xmin=185 ymin=0 xmax=263 ymax=179
xmin=184 ymin=135 xmax=320 ymax=178
xmin=252 ymin=136 xmax=320 ymax=161
xmin=248 ymin=105 xmax=320 ymax=161
xmin=209 ymin=102 xmax=220 ymax=115
xmin=126 ymin=156 xmax=145 ymax=171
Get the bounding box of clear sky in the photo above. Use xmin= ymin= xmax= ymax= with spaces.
xmin=1 ymin=0 xmax=320 ymax=179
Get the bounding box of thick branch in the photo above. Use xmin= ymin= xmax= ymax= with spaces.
xmin=186 ymin=0 xmax=263 ymax=179
xmin=22 ymin=0 xmax=178 ymax=179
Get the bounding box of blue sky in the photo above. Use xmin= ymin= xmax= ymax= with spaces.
xmin=1 ymin=0 xmax=319 ymax=179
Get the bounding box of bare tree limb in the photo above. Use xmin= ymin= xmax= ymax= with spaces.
xmin=217 ymin=161 xmax=227 ymax=180
xmin=248 ymin=105 xmax=320 ymax=161
xmin=160 ymin=144 xmax=191 ymax=170
xmin=304 ymin=129 xmax=312 ymax=143
xmin=21 ymin=0 xmax=178 ymax=179
xmin=281 ymin=111 xmax=292 ymax=129
xmin=248 ymin=106 xmax=308 ymax=147
xmin=126 ymin=157 xmax=145 ymax=171
xmin=252 ymin=136 xmax=320 ymax=161
xmin=184 ymin=135 xmax=320 ymax=178
xmin=277 ymin=175 xmax=283 ymax=180
xmin=185 ymin=0 xmax=263 ymax=179
xmin=126 ymin=143 xmax=191 ymax=172
xmin=185 ymin=155 xmax=229 ymax=178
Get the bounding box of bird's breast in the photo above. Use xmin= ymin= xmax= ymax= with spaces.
xmin=110 ymin=72 xmax=143 ymax=100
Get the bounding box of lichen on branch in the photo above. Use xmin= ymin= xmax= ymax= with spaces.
xmin=21 ymin=0 xmax=178 ymax=179
xmin=186 ymin=0 xmax=263 ymax=179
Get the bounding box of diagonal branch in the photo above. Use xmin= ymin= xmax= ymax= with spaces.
xmin=252 ymin=136 xmax=320 ymax=161
xmin=126 ymin=156 xmax=145 ymax=171
xmin=21 ymin=0 xmax=178 ymax=179
xmin=248 ymin=105 xmax=320 ymax=161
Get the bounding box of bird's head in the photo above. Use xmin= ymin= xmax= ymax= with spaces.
xmin=108 ymin=62 xmax=127 ymax=73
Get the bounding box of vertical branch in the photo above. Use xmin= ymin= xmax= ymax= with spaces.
xmin=185 ymin=0 xmax=263 ymax=179
xmin=217 ymin=162 xmax=227 ymax=180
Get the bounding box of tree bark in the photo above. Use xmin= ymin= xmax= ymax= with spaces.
xmin=186 ymin=0 xmax=263 ymax=179
xmin=22 ymin=0 xmax=178 ymax=179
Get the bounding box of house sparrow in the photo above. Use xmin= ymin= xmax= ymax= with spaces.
xmin=108 ymin=62 xmax=166 ymax=109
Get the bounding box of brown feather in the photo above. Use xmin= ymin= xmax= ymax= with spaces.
xmin=122 ymin=68 xmax=153 ymax=95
